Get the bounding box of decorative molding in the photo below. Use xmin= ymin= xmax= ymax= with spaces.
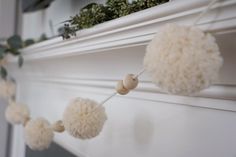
xmin=16 ymin=75 xmax=236 ymax=112
xmin=7 ymin=0 xmax=236 ymax=113
xmin=8 ymin=0 xmax=236 ymax=61
xmin=19 ymin=76 xmax=236 ymax=100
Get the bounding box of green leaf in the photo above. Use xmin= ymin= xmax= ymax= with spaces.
xmin=0 ymin=66 xmax=7 ymax=79
xmin=7 ymin=35 xmax=23 ymax=49
xmin=0 ymin=54 xmax=4 ymax=60
xmin=7 ymin=48 xmax=21 ymax=56
xmin=0 ymin=44 xmax=6 ymax=52
xmin=81 ymin=3 xmax=97 ymax=10
xmin=18 ymin=55 xmax=24 ymax=68
xmin=38 ymin=34 xmax=47 ymax=42
xmin=0 ymin=45 xmax=6 ymax=59
xmin=24 ymin=39 xmax=35 ymax=47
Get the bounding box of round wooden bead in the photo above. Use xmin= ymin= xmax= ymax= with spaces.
xmin=23 ymin=117 xmax=31 ymax=127
xmin=116 ymin=80 xmax=129 ymax=95
xmin=52 ymin=120 xmax=65 ymax=133
xmin=123 ymin=74 xmax=139 ymax=90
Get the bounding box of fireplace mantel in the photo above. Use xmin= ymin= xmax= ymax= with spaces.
xmin=15 ymin=0 xmax=236 ymax=60
xmin=8 ymin=1 xmax=236 ymax=157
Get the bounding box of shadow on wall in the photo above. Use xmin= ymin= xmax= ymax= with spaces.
xmin=0 ymin=99 xmax=9 ymax=157
xmin=133 ymin=112 xmax=155 ymax=151
xmin=26 ymin=142 xmax=77 ymax=157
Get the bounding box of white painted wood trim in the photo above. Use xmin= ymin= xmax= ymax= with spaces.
xmin=7 ymin=0 xmax=236 ymax=114
xmin=18 ymin=75 xmax=236 ymax=101
xmin=8 ymin=0 xmax=236 ymax=61
xmin=16 ymin=75 xmax=236 ymax=112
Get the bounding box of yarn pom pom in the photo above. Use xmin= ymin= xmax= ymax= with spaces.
xmin=0 ymin=58 xmax=7 ymax=66
xmin=144 ymin=24 xmax=223 ymax=95
xmin=63 ymin=98 xmax=107 ymax=139
xmin=5 ymin=101 xmax=29 ymax=125
xmin=0 ymin=80 xmax=16 ymax=98
xmin=24 ymin=118 xmax=54 ymax=151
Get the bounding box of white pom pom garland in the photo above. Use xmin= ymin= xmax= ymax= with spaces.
xmin=52 ymin=120 xmax=65 ymax=133
xmin=144 ymin=24 xmax=223 ymax=95
xmin=123 ymin=74 xmax=139 ymax=90
xmin=63 ymin=98 xmax=107 ymax=139
xmin=116 ymin=80 xmax=129 ymax=95
xmin=0 ymin=58 xmax=7 ymax=66
xmin=3 ymin=0 xmax=223 ymax=151
xmin=24 ymin=118 xmax=54 ymax=151
xmin=0 ymin=80 xmax=16 ymax=98
xmin=5 ymin=101 xmax=30 ymax=125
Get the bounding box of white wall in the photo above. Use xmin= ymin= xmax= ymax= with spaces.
xmin=0 ymin=0 xmax=16 ymax=39
xmin=22 ymin=0 xmax=106 ymax=39
xmin=0 ymin=0 xmax=17 ymax=157
xmin=0 ymin=99 xmax=9 ymax=157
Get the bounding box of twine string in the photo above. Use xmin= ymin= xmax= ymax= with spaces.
xmin=4 ymin=0 xmax=219 ymax=113
xmin=192 ymin=0 xmax=219 ymax=26
xmin=99 ymin=68 xmax=146 ymax=105
xmin=133 ymin=68 xmax=146 ymax=79
xmin=99 ymin=92 xmax=117 ymax=106
xmin=94 ymin=0 xmax=220 ymax=110
xmin=91 ymin=68 xmax=146 ymax=112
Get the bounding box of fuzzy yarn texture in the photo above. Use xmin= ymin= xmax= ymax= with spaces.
xmin=0 ymin=80 xmax=16 ymax=98
xmin=0 ymin=58 xmax=7 ymax=66
xmin=24 ymin=118 xmax=54 ymax=151
xmin=63 ymin=98 xmax=107 ymax=139
xmin=144 ymin=24 xmax=223 ymax=95
xmin=5 ymin=101 xmax=29 ymax=125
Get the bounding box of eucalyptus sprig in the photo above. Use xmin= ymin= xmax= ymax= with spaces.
xmin=0 ymin=35 xmax=34 ymax=79
xmin=60 ymin=24 xmax=77 ymax=39
xmin=61 ymin=0 xmax=169 ymax=39
xmin=106 ymin=0 xmax=131 ymax=18
xmin=77 ymin=3 xmax=113 ymax=29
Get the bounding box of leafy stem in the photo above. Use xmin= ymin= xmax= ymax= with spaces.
xmin=61 ymin=0 xmax=169 ymax=39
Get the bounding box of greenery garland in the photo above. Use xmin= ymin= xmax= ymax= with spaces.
xmin=61 ymin=0 xmax=169 ymax=39
xmin=0 ymin=0 xmax=169 ymax=78
xmin=0 ymin=34 xmax=47 ymax=79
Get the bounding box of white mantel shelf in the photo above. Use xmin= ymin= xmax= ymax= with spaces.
xmin=17 ymin=0 xmax=236 ymax=60
xmin=9 ymin=1 xmax=236 ymax=157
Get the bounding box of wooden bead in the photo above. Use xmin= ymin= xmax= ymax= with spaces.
xmin=52 ymin=120 xmax=65 ymax=133
xmin=116 ymin=80 xmax=129 ymax=95
xmin=123 ymin=74 xmax=139 ymax=90
xmin=23 ymin=117 xmax=31 ymax=127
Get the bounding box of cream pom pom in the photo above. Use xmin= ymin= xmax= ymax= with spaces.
xmin=144 ymin=24 xmax=223 ymax=95
xmin=63 ymin=98 xmax=107 ymax=139
xmin=5 ymin=101 xmax=30 ymax=125
xmin=24 ymin=118 xmax=54 ymax=151
xmin=0 ymin=58 xmax=7 ymax=66
xmin=0 ymin=80 xmax=16 ymax=98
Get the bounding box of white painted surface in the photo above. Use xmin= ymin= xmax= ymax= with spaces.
xmin=8 ymin=0 xmax=236 ymax=157
xmin=0 ymin=0 xmax=16 ymax=39
xmin=22 ymin=0 xmax=106 ymax=39
xmin=0 ymin=99 xmax=9 ymax=157
xmin=0 ymin=0 xmax=17 ymax=157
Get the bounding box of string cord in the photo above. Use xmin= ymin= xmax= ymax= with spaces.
xmin=192 ymin=0 xmax=219 ymax=26
xmin=93 ymin=0 xmax=220 ymax=111
xmin=133 ymin=68 xmax=145 ymax=79
xmin=91 ymin=68 xmax=145 ymax=112
xmin=100 ymin=92 xmax=117 ymax=106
